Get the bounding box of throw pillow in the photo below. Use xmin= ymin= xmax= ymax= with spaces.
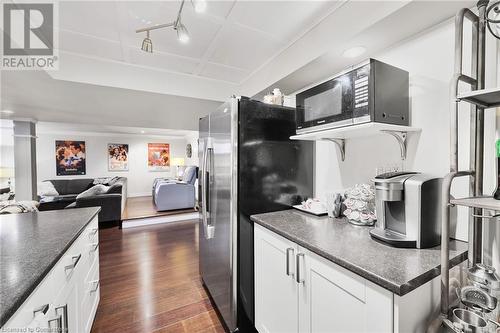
xmin=37 ymin=181 xmax=59 ymax=197
xmin=0 ymin=200 xmax=39 ymax=214
xmin=76 ymin=184 xmax=110 ymax=200
xmin=93 ymin=177 xmax=112 ymax=185
xmin=93 ymin=176 xmax=119 ymax=186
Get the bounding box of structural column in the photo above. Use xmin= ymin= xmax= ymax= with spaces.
xmin=13 ymin=121 xmax=37 ymax=200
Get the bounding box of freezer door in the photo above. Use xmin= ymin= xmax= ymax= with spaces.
xmin=200 ymin=100 xmax=238 ymax=331
xmin=199 ymin=115 xmax=210 ymax=279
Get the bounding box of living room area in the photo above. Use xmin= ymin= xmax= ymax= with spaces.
xmin=0 ymin=92 xmax=205 ymax=228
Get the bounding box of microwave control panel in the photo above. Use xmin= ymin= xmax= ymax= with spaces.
xmin=353 ymin=64 xmax=370 ymax=110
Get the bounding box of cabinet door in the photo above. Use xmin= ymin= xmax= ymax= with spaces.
xmin=254 ymin=225 xmax=299 ymax=333
xmin=298 ymin=248 xmax=393 ymax=333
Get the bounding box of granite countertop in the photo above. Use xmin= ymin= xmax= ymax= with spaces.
xmin=251 ymin=209 xmax=468 ymax=296
xmin=0 ymin=207 xmax=100 ymax=327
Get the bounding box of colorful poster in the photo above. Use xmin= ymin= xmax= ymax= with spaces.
xmin=55 ymin=140 xmax=86 ymax=175
xmin=148 ymin=143 xmax=170 ymax=171
xmin=108 ymin=144 xmax=129 ymax=171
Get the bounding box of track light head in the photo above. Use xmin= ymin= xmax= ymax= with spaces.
xmin=141 ymin=31 xmax=153 ymax=53
xmin=175 ymin=22 xmax=190 ymax=43
xmin=192 ymin=0 xmax=207 ymax=13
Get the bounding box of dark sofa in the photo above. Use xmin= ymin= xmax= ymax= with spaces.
xmin=38 ymin=177 xmax=127 ymax=226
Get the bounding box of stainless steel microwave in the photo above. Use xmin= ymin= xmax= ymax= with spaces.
xmin=295 ymin=59 xmax=409 ymax=134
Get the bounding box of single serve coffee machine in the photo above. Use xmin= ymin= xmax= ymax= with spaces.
xmin=370 ymin=172 xmax=442 ymax=248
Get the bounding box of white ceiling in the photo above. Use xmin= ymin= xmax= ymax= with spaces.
xmin=1 ymin=70 xmax=221 ymax=131
xmin=56 ymin=0 xmax=339 ymax=85
xmin=1 ymin=0 xmax=479 ymax=130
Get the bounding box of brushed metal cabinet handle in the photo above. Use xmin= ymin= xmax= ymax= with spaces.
xmin=286 ymin=248 xmax=294 ymax=277
xmin=90 ymin=280 xmax=100 ymax=293
xmin=64 ymin=253 xmax=82 ymax=271
xmin=88 ymin=228 xmax=98 ymax=238
xmin=33 ymin=304 xmax=49 ymax=317
xmin=90 ymin=243 xmax=99 ymax=252
xmin=48 ymin=315 xmax=62 ymax=330
xmin=55 ymin=304 xmax=68 ymax=332
xmin=296 ymin=253 xmax=305 ymax=284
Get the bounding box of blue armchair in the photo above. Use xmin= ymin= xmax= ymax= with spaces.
xmin=153 ymin=166 xmax=197 ymax=211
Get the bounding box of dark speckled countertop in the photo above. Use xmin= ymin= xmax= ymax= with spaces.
xmin=0 ymin=208 xmax=100 ymax=327
xmin=251 ymin=209 xmax=468 ymax=296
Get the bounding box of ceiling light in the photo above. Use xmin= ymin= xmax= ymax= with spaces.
xmin=192 ymin=0 xmax=207 ymax=13
xmin=342 ymin=46 xmax=367 ymax=58
xmin=175 ymin=22 xmax=190 ymax=43
xmin=141 ymin=31 xmax=153 ymax=53
xmin=136 ymin=0 xmax=204 ymax=53
xmin=141 ymin=130 xmax=145 ymax=134
xmin=0 ymin=110 xmax=14 ymax=115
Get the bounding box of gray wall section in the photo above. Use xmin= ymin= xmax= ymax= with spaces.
xmin=13 ymin=121 xmax=37 ymax=201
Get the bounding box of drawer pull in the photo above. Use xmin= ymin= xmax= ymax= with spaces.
xmin=64 ymin=253 xmax=82 ymax=271
xmin=33 ymin=304 xmax=49 ymax=317
xmin=88 ymin=228 xmax=98 ymax=238
xmin=90 ymin=280 xmax=100 ymax=293
xmin=90 ymin=243 xmax=99 ymax=252
xmin=48 ymin=314 xmax=62 ymax=330
xmin=55 ymin=304 xmax=68 ymax=332
xmin=286 ymin=248 xmax=295 ymax=277
xmin=296 ymin=253 xmax=305 ymax=284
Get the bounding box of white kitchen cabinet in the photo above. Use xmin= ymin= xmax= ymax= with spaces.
xmin=254 ymin=225 xmax=299 ymax=333
xmin=2 ymin=216 xmax=99 ymax=333
xmin=255 ymin=224 xmax=392 ymax=333
xmin=298 ymin=248 xmax=393 ymax=333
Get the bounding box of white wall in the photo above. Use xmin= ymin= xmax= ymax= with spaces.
xmin=36 ymin=130 xmax=196 ymax=197
xmin=295 ymin=17 xmax=497 ymax=242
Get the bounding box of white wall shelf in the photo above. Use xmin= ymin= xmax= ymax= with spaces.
xmin=457 ymin=87 xmax=500 ymax=108
xmin=290 ymin=123 xmax=421 ymax=161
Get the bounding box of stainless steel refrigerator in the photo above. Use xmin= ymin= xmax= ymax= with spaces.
xmin=199 ymin=97 xmax=313 ymax=332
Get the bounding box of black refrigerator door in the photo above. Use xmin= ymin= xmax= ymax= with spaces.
xmin=237 ymin=97 xmax=314 ymax=330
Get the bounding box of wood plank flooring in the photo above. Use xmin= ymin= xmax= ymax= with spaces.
xmin=123 ymin=196 xmax=197 ymax=220
xmin=91 ymin=220 xmax=225 ymax=333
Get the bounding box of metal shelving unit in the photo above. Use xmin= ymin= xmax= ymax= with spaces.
xmin=436 ymin=1 xmax=500 ymax=331
xmin=457 ymin=87 xmax=500 ymax=108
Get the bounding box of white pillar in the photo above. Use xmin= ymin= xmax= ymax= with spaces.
xmin=13 ymin=121 xmax=37 ymax=201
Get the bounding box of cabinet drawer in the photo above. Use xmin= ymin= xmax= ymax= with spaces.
xmin=51 ymin=232 xmax=88 ymax=291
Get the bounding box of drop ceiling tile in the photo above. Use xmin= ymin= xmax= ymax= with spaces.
xmin=208 ymin=22 xmax=284 ymax=70
xmin=199 ymin=62 xmax=249 ymax=83
xmin=59 ymin=1 xmax=120 ymax=41
xmin=204 ymin=1 xmax=236 ymax=20
xmin=57 ymin=29 xmax=124 ymax=62
xmin=129 ymin=47 xmax=199 ymax=74
xmin=229 ymin=1 xmax=337 ymax=41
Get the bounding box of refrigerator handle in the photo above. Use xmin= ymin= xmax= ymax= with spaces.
xmin=202 ymin=138 xmax=214 ymax=239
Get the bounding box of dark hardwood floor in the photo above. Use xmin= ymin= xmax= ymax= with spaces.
xmin=91 ymin=220 xmax=225 ymax=333
xmin=122 ymin=196 xmax=197 ymax=220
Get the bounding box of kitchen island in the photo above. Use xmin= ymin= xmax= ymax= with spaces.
xmin=0 ymin=207 xmax=100 ymax=331
xmin=251 ymin=209 xmax=468 ymax=333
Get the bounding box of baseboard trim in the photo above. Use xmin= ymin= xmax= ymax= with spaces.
xmin=127 ymin=192 xmax=152 ymax=198
xmin=122 ymin=212 xmax=199 ymax=228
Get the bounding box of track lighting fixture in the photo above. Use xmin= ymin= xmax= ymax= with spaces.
xmin=136 ymin=0 xmax=206 ymax=52
xmin=141 ymin=30 xmax=153 ymax=53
